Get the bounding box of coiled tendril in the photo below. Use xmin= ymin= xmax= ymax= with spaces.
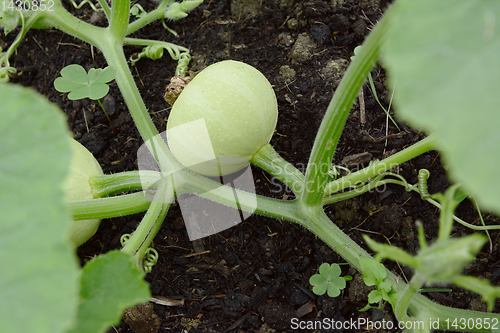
xmin=120 ymin=233 xmax=131 ymax=247
xmin=417 ymin=169 xmax=431 ymax=199
xmin=143 ymin=248 xmax=159 ymax=273
xmin=129 ymin=43 xmax=191 ymax=74
xmin=69 ymin=0 xmax=101 ymax=11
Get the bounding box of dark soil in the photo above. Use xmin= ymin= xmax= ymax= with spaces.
xmin=5 ymin=0 xmax=500 ymax=332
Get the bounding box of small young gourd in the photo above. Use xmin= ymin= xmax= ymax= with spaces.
xmin=62 ymin=139 xmax=103 ymax=247
xmin=166 ymin=60 xmax=278 ymax=176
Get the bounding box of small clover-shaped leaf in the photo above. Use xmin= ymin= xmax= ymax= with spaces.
xmin=309 ymin=263 xmax=347 ymax=298
xmin=54 ymin=64 xmax=115 ymax=100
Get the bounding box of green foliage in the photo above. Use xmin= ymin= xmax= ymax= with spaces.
xmin=0 ymin=83 xmax=78 ymax=333
xmin=452 ymin=275 xmax=500 ymax=312
xmin=365 ymin=185 xmax=488 ymax=284
xmin=419 ymin=234 xmax=486 ymax=283
xmin=164 ymin=0 xmax=203 ymax=20
xmin=309 ymin=263 xmax=350 ymax=297
xmin=363 ymin=236 xmax=418 ymax=267
xmin=130 ymin=4 xmax=147 ymax=19
xmin=364 ymin=234 xmax=487 ymax=284
xmin=382 ymin=0 xmax=500 ymax=215
xmin=0 ymin=83 xmax=150 ymax=333
xmin=68 ymin=251 xmax=150 ymax=333
xmin=2 ymin=0 xmax=500 ymax=331
xmin=0 ymin=7 xmax=20 ymax=34
xmin=359 ymin=258 xmax=400 ymax=310
xmin=54 ymin=64 xmax=115 ymax=100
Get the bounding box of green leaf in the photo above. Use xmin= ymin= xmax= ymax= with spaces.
xmin=453 ymin=275 xmax=500 ymax=312
xmin=384 ymin=290 xmax=401 ymax=310
xmin=327 ymin=283 xmax=341 ymax=298
xmin=383 ymin=0 xmax=500 ymax=215
xmin=368 ymin=290 xmax=382 ymax=304
xmin=417 ymin=233 xmax=487 ymax=282
xmin=363 ymin=236 xmax=419 ymax=268
xmin=359 ymin=258 xmax=386 ymax=286
xmin=91 ymin=66 xmax=116 ymax=84
xmin=310 ymin=263 xmax=347 ymax=297
xmin=309 ymin=274 xmax=327 ymax=286
xmin=312 ymin=283 xmax=328 ymax=296
xmin=0 ymin=9 xmax=21 ymax=35
xmin=68 ymin=251 xmax=150 ymax=333
xmin=379 ymin=281 xmax=392 ymax=293
xmin=165 ymin=2 xmax=188 ymax=20
xmin=0 ymin=83 xmax=79 ymax=333
xmin=54 ymin=64 xmax=115 ymax=101
xmin=180 ymin=0 xmax=203 ymax=12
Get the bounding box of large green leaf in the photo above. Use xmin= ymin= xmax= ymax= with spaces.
xmin=0 ymin=83 xmax=79 ymax=332
xmin=383 ymin=0 xmax=500 ymax=214
xmin=68 ymin=251 xmax=150 ymax=333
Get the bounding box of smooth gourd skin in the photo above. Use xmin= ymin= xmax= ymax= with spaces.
xmin=62 ymin=139 xmax=103 ymax=247
xmin=166 ymin=60 xmax=278 ymax=176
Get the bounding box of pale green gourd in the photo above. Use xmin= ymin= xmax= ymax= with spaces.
xmin=166 ymin=60 xmax=278 ymax=176
xmin=62 ymin=139 xmax=103 ymax=247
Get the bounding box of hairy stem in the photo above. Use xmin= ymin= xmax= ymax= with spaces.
xmin=90 ymin=171 xmax=161 ymax=197
xmin=324 ymin=136 xmax=435 ymax=195
xmin=68 ymin=192 xmax=151 ymax=220
xmin=301 ymin=3 xmax=397 ymax=208
xmin=109 ymin=0 xmax=130 ymax=40
xmin=126 ymin=0 xmax=171 ymax=35
xmin=122 ymin=180 xmax=172 ymax=258
xmin=251 ymin=144 xmax=305 ymax=196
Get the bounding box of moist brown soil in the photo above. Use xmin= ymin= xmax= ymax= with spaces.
xmin=4 ymin=0 xmax=500 ymax=332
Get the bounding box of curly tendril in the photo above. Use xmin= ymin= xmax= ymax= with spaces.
xmin=143 ymin=248 xmax=159 ymax=273
xmin=70 ymin=0 xmax=103 ymax=12
xmin=120 ymin=233 xmax=132 ymax=247
xmin=128 ymin=43 xmax=191 ymax=77
xmin=417 ymin=169 xmax=431 ymax=199
xmin=129 ymin=43 xmax=190 ymax=68
xmin=69 ymin=0 xmax=102 ymax=11
xmin=175 ymin=52 xmax=191 ymax=76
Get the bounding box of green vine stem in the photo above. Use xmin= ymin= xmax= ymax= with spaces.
xmin=324 ymin=135 xmax=435 ymax=195
xmin=65 ymin=153 xmax=500 ymax=330
xmin=176 ymin=169 xmax=304 ymax=223
xmin=301 ymin=3 xmax=397 ymax=208
xmin=41 ymin=1 xmax=103 ymax=46
xmin=121 ymin=180 xmax=172 ymax=269
xmin=124 ymin=37 xmax=190 ymax=54
xmin=251 ymin=144 xmax=305 ymax=195
xmin=90 ymin=171 xmax=161 ymax=197
xmin=395 ymin=272 xmax=429 ymax=330
xmin=108 ymin=0 xmax=130 ymax=40
xmin=68 ymin=192 xmax=151 ymax=220
xmin=15 ymin=1 xmax=499 ymax=328
xmin=126 ymin=0 xmax=171 ymax=35
xmin=302 ymin=209 xmax=499 ymax=332
xmin=352 ymin=172 xmax=500 ymax=231
xmin=0 ymin=11 xmax=44 ymax=81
